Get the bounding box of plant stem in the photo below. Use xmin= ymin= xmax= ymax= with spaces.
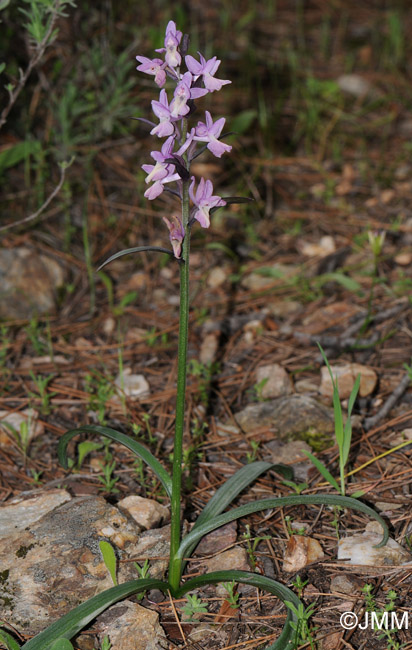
xmin=169 ymin=173 xmax=191 ymax=594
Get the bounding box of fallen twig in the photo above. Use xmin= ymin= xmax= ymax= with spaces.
xmin=363 ymin=372 xmax=411 ymax=431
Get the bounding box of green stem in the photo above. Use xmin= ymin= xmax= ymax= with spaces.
xmin=169 ymin=140 xmax=190 ymax=593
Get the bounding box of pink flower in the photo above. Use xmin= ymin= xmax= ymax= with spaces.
xmin=163 ymin=215 xmax=185 ymax=258
xmin=151 ymin=89 xmax=175 ymax=138
xmin=189 ymin=176 xmax=226 ymax=228
xmin=170 ymin=72 xmax=208 ymax=119
xmin=185 ymin=53 xmax=231 ymax=92
xmin=193 ymin=111 xmax=232 ymax=158
xmin=135 ymin=56 xmax=167 ymax=87
xmin=155 ymin=21 xmax=183 ymax=69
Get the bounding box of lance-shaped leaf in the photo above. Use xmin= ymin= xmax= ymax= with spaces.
xmin=20 ymin=579 xmax=169 ymax=649
xmin=182 ymin=461 xmax=292 ymax=564
xmin=97 ymin=246 xmax=175 ymax=272
xmin=176 ymin=570 xmax=301 ymax=650
xmin=176 ymin=494 xmax=388 ymax=564
xmin=58 ymin=425 xmax=172 ymax=498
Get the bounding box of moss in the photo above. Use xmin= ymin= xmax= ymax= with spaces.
xmin=0 ymin=569 xmax=9 ymax=583
xmin=15 ymin=544 xmax=34 ymax=558
xmin=289 ymin=427 xmax=334 ymax=452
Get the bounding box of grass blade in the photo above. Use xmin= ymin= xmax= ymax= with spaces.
xmin=58 ymin=425 xmax=172 ymax=498
xmin=21 ymin=579 xmax=169 ymax=649
xmin=301 ymin=450 xmax=341 ymax=493
xmin=97 ymin=246 xmax=175 ymax=271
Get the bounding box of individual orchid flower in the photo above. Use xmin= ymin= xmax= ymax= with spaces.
xmin=142 ymin=135 xmax=194 ymax=199
xmin=142 ymin=136 xmax=180 ymax=199
xmin=189 ymin=176 xmax=226 ymax=228
xmin=185 ymin=53 xmax=231 ymax=92
xmin=135 ymin=56 xmax=167 ymax=87
xmin=163 ymin=215 xmax=185 ymax=258
xmin=155 ymin=20 xmax=183 ymax=69
xmin=170 ymin=72 xmax=208 ymax=119
xmin=151 ymin=89 xmax=175 ymax=138
xmin=193 ymin=111 xmax=232 ymax=158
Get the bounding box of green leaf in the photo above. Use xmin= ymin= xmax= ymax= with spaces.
xmin=0 ymin=140 xmax=41 ymax=176
xmin=176 ymin=570 xmax=301 ymax=650
xmin=58 ymin=425 xmax=172 ymax=498
xmin=0 ymin=629 xmax=20 ymax=650
xmin=195 ymin=462 xmax=292 ymax=528
xmin=99 ymin=541 xmax=117 ymax=586
xmin=49 ymin=640 xmax=74 ymax=650
xmin=183 ymin=462 xmax=292 ymax=563
xmin=0 ymin=0 xmax=10 ymax=10
xmin=20 ymin=579 xmax=169 ymax=649
xmin=315 ymin=272 xmax=363 ymax=295
xmin=302 ymin=450 xmax=341 ymax=493
xmin=0 ymin=63 xmax=6 ymax=74
xmin=229 ymin=109 xmax=257 ymax=134
xmin=176 ymin=494 xmax=388 ymax=563
xmin=77 ymin=441 xmax=103 ymax=469
xmin=342 ymin=373 xmax=360 ymax=466
xmin=97 ymin=247 xmax=175 ymax=271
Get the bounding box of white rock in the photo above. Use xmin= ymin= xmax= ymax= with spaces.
xmin=255 ymin=363 xmax=293 ymax=399
xmin=337 ymin=74 xmax=372 ymax=97
xmin=207 ymin=266 xmax=227 ymax=288
xmin=320 ymin=363 xmax=377 ymax=399
xmin=0 ymin=408 xmax=43 ymax=448
xmin=114 ymin=369 xmax=150 ymax=399
xmin=118 ymin=496 xmax=169 ymax=530
xmin=199 ymin=333 xmax=219 ymax=365
xmin=338 ymin=522 xmax=411 ymax=566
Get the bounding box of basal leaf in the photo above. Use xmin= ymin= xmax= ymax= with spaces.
xmin=20 ymin=579 xmax=169 ymax=649
xmin=58 ymin=425 xmax=172 ymax=498
xmin=97 ymin=247 xmax=175 ymax=271
xmin=0 ymin=629 xmax=21 ymax=650
xmin=177 ymin=494 xmax=388 ymax=563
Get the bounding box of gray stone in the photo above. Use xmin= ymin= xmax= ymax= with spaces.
xmin=0 ymin=496 xmax=149 ymax=634
xmin=0 ymin=489 xmax=71 ymax=539
xmin=235 ymin=395 xmax=334 ymax=439
xmin=0 ymin=247 xmax=64 ymax=319
xmin=95 ymin=600 xmax=168 ymax=650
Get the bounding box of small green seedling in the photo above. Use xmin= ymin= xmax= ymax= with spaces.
xmin=28 ymin=372 xmax=56 ymax=415
xmin=99 ymin=540 xmax=117 ymax=586
xmin=284 ymin=600 xmax=317 ymax=650
xmin=222 ymin=581 xmax=240 ymax=609
xmin=291 ymin=575 xmax=308 ymax=599
xmin=182 ymin=593 xmax=209 ymax=621
xmin=303 ymin=344 xmax=361 ymax=496
xmin=282 ymin=480 xmax=308 ymax=495
xmin=98 ymin=459 xmax=120 ymax=494
xmin=133 ymin=559 xmax=150 ymax=600
xmin=100 ymin=637 xmax=111 ymax=650
xmin=242 ymin=524 xmax=270 ymax=571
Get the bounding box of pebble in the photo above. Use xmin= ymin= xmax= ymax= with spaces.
xmin=320 ymin=363 xmax=377 ymax=399
xmin=255 ymin=363 xmax=293 ymax=399
xmin=338 ymin=521 xmax=411 ymax=566
xmin=283 ymin=535 xmax=324 ymax=572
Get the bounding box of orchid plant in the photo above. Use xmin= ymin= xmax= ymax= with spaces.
xmin=19 ymin=22 xmax=388 ymax=650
